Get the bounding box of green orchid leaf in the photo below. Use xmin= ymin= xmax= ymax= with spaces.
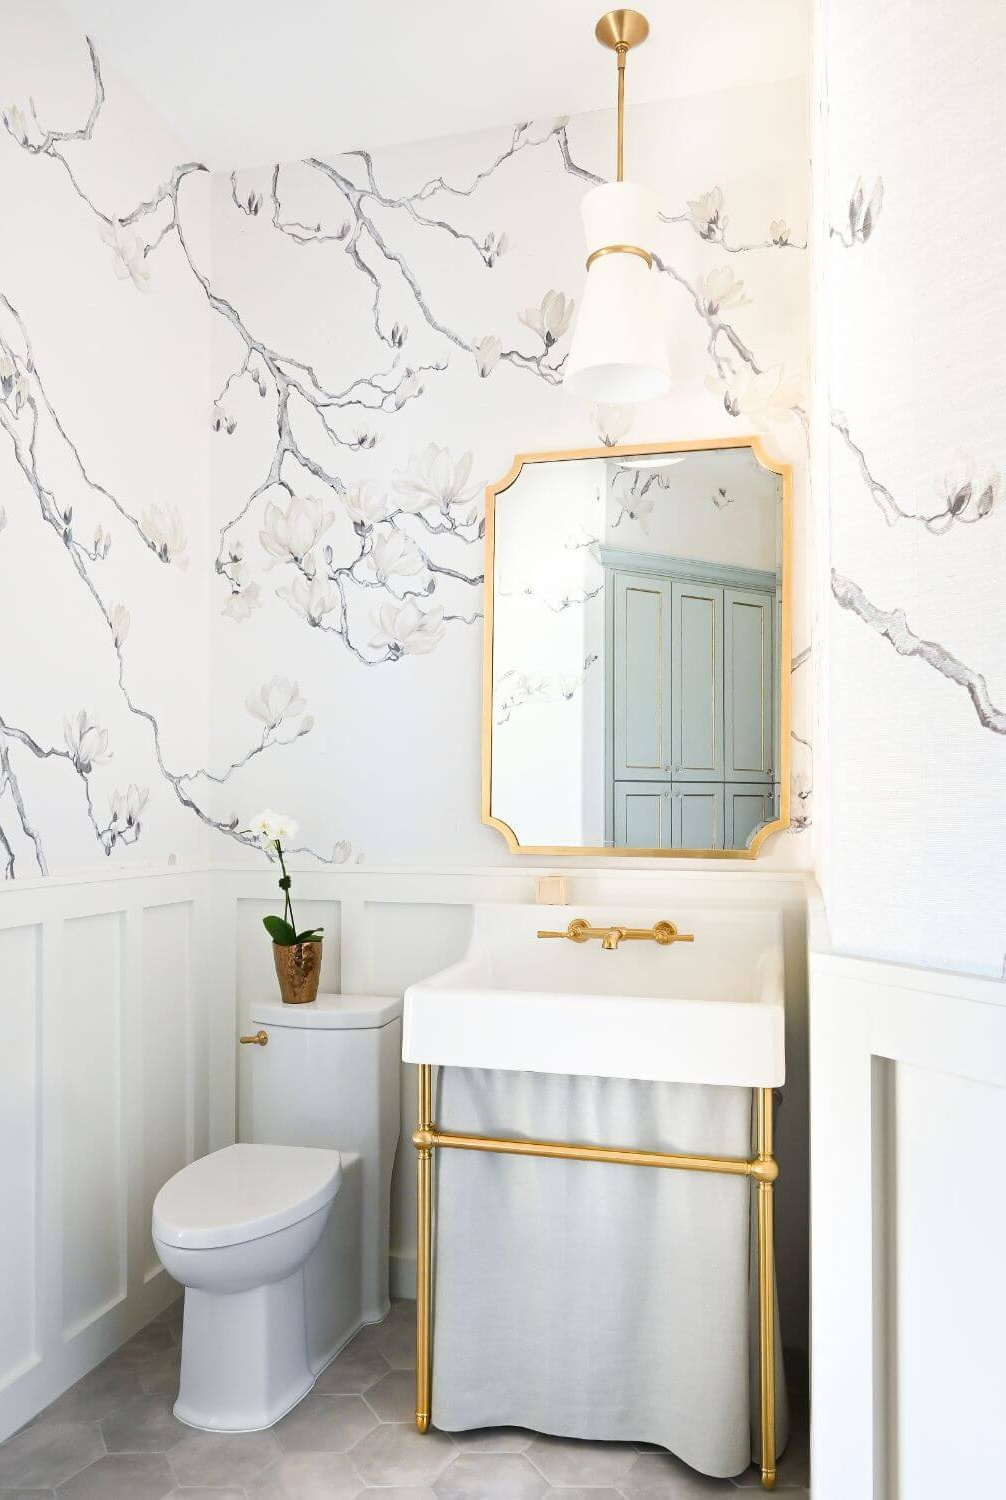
xmin=294 ymin=928 xmax=324 ymax=944
xmin=263 ymin=914 xmax=297 ymax=945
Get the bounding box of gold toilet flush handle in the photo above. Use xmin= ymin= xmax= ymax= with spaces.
xmin=239 ymin=1030 xmax=268 ymax=1046
xmin=536 ymin=918 xmax=695 ymax=950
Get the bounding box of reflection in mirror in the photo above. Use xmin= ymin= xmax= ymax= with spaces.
xmin=485 ymin=442 xmax=789 ymax=855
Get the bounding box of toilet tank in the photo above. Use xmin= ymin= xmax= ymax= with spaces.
xmin=246 ymin=992 xmax=402 ymax=1323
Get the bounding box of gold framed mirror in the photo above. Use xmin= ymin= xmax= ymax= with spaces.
xmin=481 ymin=437 xmax=792 ymax=858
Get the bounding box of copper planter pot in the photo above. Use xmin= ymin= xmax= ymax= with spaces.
xmin=273 ymin=940 xmax=322 ymax=1005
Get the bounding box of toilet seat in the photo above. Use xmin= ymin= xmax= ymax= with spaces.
xmin=153 ymin=1143 xmax=341 ymax=1250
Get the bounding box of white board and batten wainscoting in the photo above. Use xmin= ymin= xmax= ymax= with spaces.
xmin=809 ymin=902 xmax=1006 ymax=1500
xmin=0 ymin=861 xmax=811 ymax=1443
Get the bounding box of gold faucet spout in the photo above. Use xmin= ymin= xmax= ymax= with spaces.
xmin=601 ymin=927 xmax=624 ymax=950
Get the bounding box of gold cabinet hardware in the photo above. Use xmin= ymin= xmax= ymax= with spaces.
xmin=239 ymin=1030 xmax=268 ymax=1046
xmin=536 ymin=917 xmax=695 ymax=950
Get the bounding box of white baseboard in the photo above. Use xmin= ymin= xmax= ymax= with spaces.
xmin=390 ymin=1249 xmax=416 ymax=1301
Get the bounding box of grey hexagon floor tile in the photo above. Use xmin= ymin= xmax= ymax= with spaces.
xmin=167 ymin=1490 xmax=247 ymax=1499
xmin=313 ymin=1336 xmax=390 ymax=1395
xmin=101 ymin=1395 xmax=182 ymax=1453
xmin=364 ymin=1369 xmax=417 ymax=1424
xmin=138 ymin=1347 xmax=182 ymax=1397
xmin=730 ymin=1432 xmax=808 ymax=1490
xmin=349 ymin=1422 xmax=456 ymax=1487
xmin=435 ymin=1451 xmax=549 ymax=1499
xmin=0 ymin=1423 xmax=104 ymax=1491
xmin=525 ymin=1435 xmax=637 ymax=1488
xmin=541 ymin=1489 xmax=626 ymax=1499
xmin=245 ymin=1451 xmax=361 ymax=1498
xmin=354 ymin=1490 xmax=436 ymax=1500
xmin=0 ymin=1489 xmax=57 ymax=1498
xmin=273 ymin=1392 xmax=377 ymax=1453
xmin=372 ymin=1317 xmax=416 ymax=1371
xmin=449 ymin=1427 xmax=534 ymax=1454
xmin=167 ymin=1431 xmax=282 ymax=1489
xmin=56 ymin=1452 xmax=174 ymax=1500
xmin=34 ymin=1358 xmax=141 ymax=1427
xmin=108 ymin=1325 xmax=175 ymax=1370
xmin=621 ymin=1451 xmax=733 ymax=1496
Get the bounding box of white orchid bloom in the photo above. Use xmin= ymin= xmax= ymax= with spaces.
xmin=592 ymin=403 xmax=634 ymax=446
xmin=142 ymin=503 xmax=188 ymax=567
xmin=221 ymin=582 xmax=261 ymax=621
xmin=245 ymin=676 xmax=307 ymax=729
xmin=247 ymin=808 xmax=299 ymax=846
xmin=99 ymin=219 xmax=151 ymax=291
xmin=341 ymin=480 xmax=387 ymax=528
xmin=278 ymin=574 xmax=340 ymax=626
xmin=64 ymin=711 xmax=111 ymax=772
xmin=705 ymin=365 xmax=806 ymax=428
xmin=110 ymin=603 xmax=130 ymax=646
xmin=260 ymin=494 xmax=334 ymax=566
xmin=109 ymin=784 xmax=148 ymax=828
xmin=369 ymin=599 xmax=445 ymax=657
xmin=473 ymin=335 xmax=502 ymax=377
xmin=366 ymin=530 xmax=426 ymax=584
xmin=519 ymin=289 xmax=574 ymax=349
xmin=686 ymin=186 xmax=726 ymax=240
xmin=697 ymin=267 xmax=751 ymax=316
xmin=394 ymin=444 xmax=479 ymax=514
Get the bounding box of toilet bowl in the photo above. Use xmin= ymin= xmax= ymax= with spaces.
xmin=152 ymin=991 xmax=402 ymax=1432
xmin=152 ymin=1142 xmax=341 ymax=1431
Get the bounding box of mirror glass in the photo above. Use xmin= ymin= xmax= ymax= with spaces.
xmin=486 ymin=442 xmax=787 ymax=855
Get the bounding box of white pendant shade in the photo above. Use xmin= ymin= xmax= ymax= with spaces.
xmin=564 ymin=181 xmax=671 ymax=404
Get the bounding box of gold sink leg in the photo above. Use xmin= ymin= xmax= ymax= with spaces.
xmin=415 ymin=1062 xmax=433 ymax=1433
xmin=756 ymin=1085 xmax=777 ymax=1489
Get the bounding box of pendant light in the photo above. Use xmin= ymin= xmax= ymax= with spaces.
xmin=564 ymin=10 xmax=671 ymax=404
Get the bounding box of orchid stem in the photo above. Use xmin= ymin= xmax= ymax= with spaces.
xmin=275 ymin=840 xmax=297 ymax=936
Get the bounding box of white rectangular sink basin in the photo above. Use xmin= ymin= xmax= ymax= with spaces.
xmin=403 ymin=904 xmax=785 ymax=1088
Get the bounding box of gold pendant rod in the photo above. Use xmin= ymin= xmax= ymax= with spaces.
xmin=616 ymin=45 xmax=626 ymax=181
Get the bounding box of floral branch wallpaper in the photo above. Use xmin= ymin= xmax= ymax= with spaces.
xmin=0 ymin=0 xmax=812 ymax=878
xmin=820 ymin=0 xmax=1006 ymax=974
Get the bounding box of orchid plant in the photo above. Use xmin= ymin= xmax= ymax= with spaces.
xmin=247 ymin=809 xmax=323 ymax=947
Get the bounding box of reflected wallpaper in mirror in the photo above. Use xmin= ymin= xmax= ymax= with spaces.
xmin=485 ymin=442 xmax=789 ymax=855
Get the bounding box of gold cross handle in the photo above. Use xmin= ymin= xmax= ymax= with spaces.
xmin=536 ymin=918 xmax=694 ymax=950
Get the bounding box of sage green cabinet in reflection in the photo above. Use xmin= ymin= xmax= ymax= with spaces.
xmin=606 ymin=551 xmax=776 ymax=849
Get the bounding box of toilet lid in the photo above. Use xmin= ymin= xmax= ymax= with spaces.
xmin=152 ymin=1143 xmax=342 ymax=1250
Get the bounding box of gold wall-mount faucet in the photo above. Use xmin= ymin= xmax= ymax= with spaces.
xmin=536 ymin=918 xmax=695 ymax=950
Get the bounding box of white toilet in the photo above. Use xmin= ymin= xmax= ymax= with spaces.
xmin=152 ymin=992 xmax=402 ymax=1432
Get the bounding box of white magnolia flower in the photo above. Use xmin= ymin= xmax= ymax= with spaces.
xmin=519 ymin=289 xmax=574 ymax=349
xmin=483 ymin=230 xmax=509 ymax=266
xmin=392 ymin=368 xmax=425 ymax=411
xmin=394 ymin=444 xmax=479 ymax=514
xmin=64 ymin=710 xmax=111 ymax=772
xmin=99 ymin=220 xmax=151 ymax=292
xmin=110 ymin=603 xmax=130 ymax=646
xmin=212 ymin=401 xmax=236 ymax=434
xmin=369 ymin=599 xmax=445 ymax=656
xmin=848 ymin=176 xmax=884 ymax=243
xmin=770 ymin=219 xmax=791 ymax=246
xmin=0 ymin=349 xmax=14 ymax=395
xmin=617 ymin=492 xmax=655 ymax=533
xmin=222 ymin=582 xmax=261 ymax=621
xmin=247 ymin=808 xmax=299 ymax=846
xmin=278 ymin=574 xmax=340 ymax=626
xmin=93 ymin=525 xmax=112 ymax=558
xmin=342 ymin=479 xmax=387 ymax=528
xmin=592 ymin=403 xmax=633 ymax=446
xmin=246 ymin=676 xmax=307 ymax=729
xmin=3 ymin=104 xmax=28 ymax=146
xmin=0 ymin=506 xmax=7 ymax=534
xmin=260 ymin=494 xmax=334 ymax=567
xmin=938 ymin=453 xmax=1001 ymax=521
xmin=705 ymin=365 xmax=806 ymax=428
xmin=109 ymin=784 xmax=148 ymax=828
xmin=686 ymin=186 xmax=726 ymax=240
xmin=474 ymin=335 xmax=501 ymax=378
xmin=367 ymin=530 xmax=426 ymax=584
xmin=142 ymin=503 xmax=188 ymax=567
xmin=558 ymin=672 xmax=586 ymax=700
xmin=697 ymin=267 xmax=751 ymax=316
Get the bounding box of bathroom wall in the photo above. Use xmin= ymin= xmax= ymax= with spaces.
xmin=1 ymin=0 xmax=812 ymax=877
xmin=816 ymin=0 xmax=1006 ymax=974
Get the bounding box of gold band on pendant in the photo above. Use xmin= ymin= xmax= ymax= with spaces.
xmin=585 ymin=243 xmax=653 ymax=271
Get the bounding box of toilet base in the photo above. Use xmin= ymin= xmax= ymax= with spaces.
xmin=175 ymin=1270 xmax=315 ymax=1432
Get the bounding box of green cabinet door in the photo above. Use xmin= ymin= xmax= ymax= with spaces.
xmin=671 ymin=581 xmax=724 ymax=781
xmin=724 ymin=587 xmax=774 ymax=782
xmin=725 ymin=783 xmax=773 ymax=849
xmin=672 ymin=782 xmax=724 ymax=850
xmin=613 ymin=782 xmax=672 ymax=848
xmin=612 ymin=572 xmax=674 ymax=781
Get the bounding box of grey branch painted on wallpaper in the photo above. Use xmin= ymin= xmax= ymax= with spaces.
xmin=831 ymin=572 xmax=1006 ymax=735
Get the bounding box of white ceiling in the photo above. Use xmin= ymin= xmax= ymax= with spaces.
xmin=59 ymin=0 xmax=809 ymax=171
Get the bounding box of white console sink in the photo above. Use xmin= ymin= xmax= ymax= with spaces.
xmin=403 ymin=904 xmax=785 ymax=1088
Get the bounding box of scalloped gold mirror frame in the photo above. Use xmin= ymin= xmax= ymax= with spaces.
xmin=481 ymin=435 xmax=792 ymax=859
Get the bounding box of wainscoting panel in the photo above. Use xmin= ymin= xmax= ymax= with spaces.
xmin=0 ymin=872 xmax=213 ymax=1442
xmin=809 ymin=931 xmax=1006 ymax=1499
